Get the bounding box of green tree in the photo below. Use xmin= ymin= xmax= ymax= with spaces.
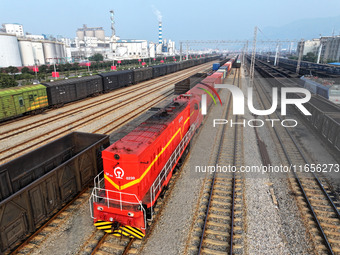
xmin=5 ymin=66 xmax=19 ymax=74
xmin=21 ymin=67 xmax=30 ymax=74
xmin=73 ymin=62 xmax=79 ymax=75
xmin=65 ymin=63 xmax=72 ymax=72
xmin=18 ymin=73 xmax=34 ymax=80
xmin=47 ymin=65 xmax=55 ymax=73
xmin=89 ymin=53 xmax=104 ymax=62
xmin=303 ymin=52 xmax=317 ymax=62
xmin=326 ymin=59 xmax=336 ymax=63
xmin=58 ymin=64 xmax=65 ymax=72
xmin=40 ymin=65 xmax=48 ymax=73
xmin=38 ymin=73 xmax=47 ymax=81
xmin=0 ymin=73 xmax=18 ymax=88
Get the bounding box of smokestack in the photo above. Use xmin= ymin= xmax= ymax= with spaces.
xmin=110 ymin=10 xmax=116 ymax=38
xmin=158 ymin=22 xmax=162 ymax=44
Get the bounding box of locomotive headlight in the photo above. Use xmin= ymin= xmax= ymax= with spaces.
xmin=114 ymin=154 xmax=120 ymax=160
xmin=109 ymin=217 xmax=114 ymax=222
xmin=127 ymin=212 xmax=134 ymax=217
xmin=97 ymin=206 xmax=103 ymax=211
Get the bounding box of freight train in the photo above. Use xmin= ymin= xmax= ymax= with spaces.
xmin=89 ymin=57 xmax=237 ymax=239
xmin=0 ymin=132 xmax=110 ymax=253
xmin=252 ymin=56 xmax=340 ymax=153
xmin=257 ymin=54 xmax=340 ymax=76
xmin=0 ymin=57 xmax=235 ymax=254
xmin=300 ymin=76 xmax=340 ymax=105
xmin=0 ymin=56 xmax=219 ymax=122
xmin=255 ymin=55 xmax=340 ymax=104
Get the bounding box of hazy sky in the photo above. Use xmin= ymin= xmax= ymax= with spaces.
xmin=1 ymin=0 xmax=339 ymax=43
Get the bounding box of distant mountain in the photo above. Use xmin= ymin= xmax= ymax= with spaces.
xmin=260 ymin=16 xmax=340 ymax=40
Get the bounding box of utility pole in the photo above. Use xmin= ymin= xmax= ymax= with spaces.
xmin=34 ymin=59 xmax=38 ymax=80
xmin=317 ymin=43 xmax=323 ymax=64
xmin=53 ymin=60 xmax=57 ymax=80
xmin=277 ymin=44 xmax=280 ymax=66
xmin=180 ymin=42 xmax=183 ymax=62
xmin=296 ymin=39 xmax=304 ymax=74
xmin=250 ymin=26 xmax=257 ymax=86
xmin=186 ymin=42 xmax=189 ymax=61
xmin=274 ymin=43 xmax=279 ymax=66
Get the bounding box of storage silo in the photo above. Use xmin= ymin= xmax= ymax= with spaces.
xmin=76 ymin=30 xmax=84 ymax=40
xmin=60 ymin=43 xmax=66 ymax=59
xmin=56 ymin=42 xmax=66 ymax=63
xmin=31 ymin=41 xmax=45 ymax=65
xmin=0 ymin=33 xmax=22 ymax=67
xmin=18 ymin=39 xmax=35 ymax=66
xmin=95 ymin=29 xmax=105 ymax=40
xmin=55 ymin=42 xmax=62 ymax=63
xmin=85 ymin=30 xmax=95 ymax=37
xmin=43 ymin=41 xmax=57 ymax=64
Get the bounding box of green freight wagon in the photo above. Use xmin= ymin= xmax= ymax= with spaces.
xmin=0 ymin=84 xmax=48 ymax=121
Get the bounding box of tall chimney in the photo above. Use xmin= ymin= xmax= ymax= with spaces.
xmin=110 ymin=10 xmax=115 ymax=38
xmin=158 ymin=22 xmax=162 ymax=44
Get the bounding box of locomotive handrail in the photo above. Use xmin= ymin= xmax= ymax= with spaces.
xmin=91 ymin=187 xmax=141 ymax=205
xmin=89 ymin=186 xmax=147 ymax=230
xmin=149 ymin=121 xmax=197 ymax=221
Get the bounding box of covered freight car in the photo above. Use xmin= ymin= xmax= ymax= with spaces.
xmin=0 ymin=132 xmax=109 ymax=253
xmin=133 ymin=67 xmax=153 ymax=84
xmin=99 ymin=70 xmax=134 ymax=91
xmin=152 ymin=64 xmax=167 ymax=78
xmin=42 ymin=75 xmax=103 ymax=106
xmin=166 ymin=63 xmax=178 ymax=74
xmin=0 ymin=84 xmax=48 ymax=121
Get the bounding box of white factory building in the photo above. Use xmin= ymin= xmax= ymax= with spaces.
xmin=70 ymin=18 xmax=176 ymax=61
xmin=71 ymin=24 xmax=152 ymax=60
xmin=0 ymin=33 xmax=22 ymax=67
xmin=297 ymin=35 xmax=340 ymax=63
xmin=2 ymin=23 xmax=24 ymax=37
xmin=70 ymin=25 xmax=112 ymax=60
xmin=0 ymin=15 xmax=176 ymax=68
xmin=0 ymin=23 xmax=69 ymax=68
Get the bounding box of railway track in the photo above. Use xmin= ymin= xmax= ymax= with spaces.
xmin=80 ymin=233 xmax=139 ymax=255
xmin=10 ymin=103 xmax=196 ymax=255
xmin=0 ymin=62 xmax=213 ymax=164
xmin=5 ymin=61 xmax=215 ymax=254
xmin=9 ymin=188 xmax=92 ymax=255
xmin=253 ymin=66 xmax=340 ymax=255
xmin=185 ymin=68 xmax=245 ymax=255
xmin=0 ymin=64 xmax=210 ymax=138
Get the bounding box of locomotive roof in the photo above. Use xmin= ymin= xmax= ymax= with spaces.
xmin=99 ymin=70 xmax=133 ymax=77
xmin=109 ymin=100 xmax=188 ymax=155
xmin=42 ymin=75 xmax=101 ymax=86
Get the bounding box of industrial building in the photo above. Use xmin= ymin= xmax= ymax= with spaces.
xmin=0 ymin=10 xmax=176 ymax=67
xmin=1 ymin=23 xmax=24 ymax=37
xmin=70 ymin=11 xmax=176 ymax=61
xmin=296 ymin=39 xmax=320 ymax=56
xmin=0 ymin=33 xmax=22 ymax=67
xmin=297 ymin=35 xmax=340 ymax=63
xmin=0 ymin=23 xmax=68 ymax=67
xmin=0 ymin=24 xmax=67 ymax=67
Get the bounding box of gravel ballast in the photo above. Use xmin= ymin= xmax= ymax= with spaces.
xmin=245 ymin=71 xmax=315 ymax=254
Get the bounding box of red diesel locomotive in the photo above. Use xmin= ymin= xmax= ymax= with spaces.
xmin=90 ymin=59 xmax=234 ymax=239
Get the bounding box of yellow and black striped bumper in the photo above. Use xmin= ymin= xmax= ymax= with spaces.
xmin=94 ymin=221 xmax=145 ymax=239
